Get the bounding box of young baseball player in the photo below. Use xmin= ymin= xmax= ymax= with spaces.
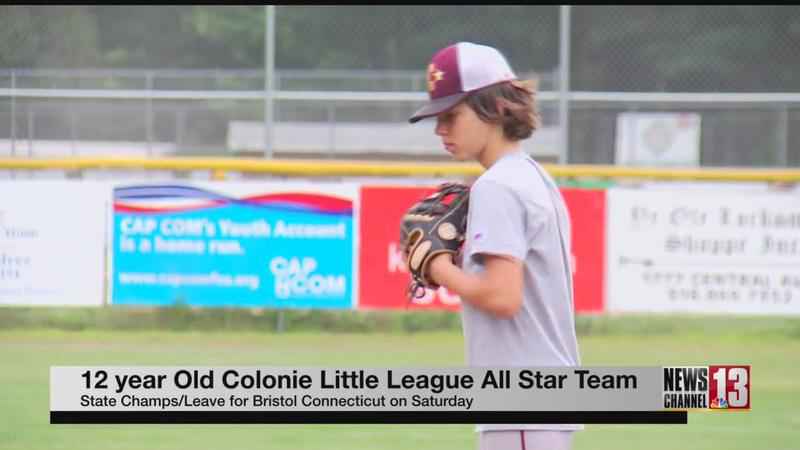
xmin=408 ymin=42 xmax=582 ymax=450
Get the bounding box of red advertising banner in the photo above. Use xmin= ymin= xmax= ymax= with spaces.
xmin=561 ymin=188 xmax=606 ymax=313
xmin=359 ymin=186 xmax=462 ymax=310
xmin=359 ymin=186 xmax=606 ymax=313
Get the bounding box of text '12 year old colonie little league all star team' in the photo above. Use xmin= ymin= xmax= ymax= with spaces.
xmin=400 ymin=41 xmax=583 ymax=450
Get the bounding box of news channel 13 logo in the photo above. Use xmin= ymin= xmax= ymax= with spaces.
xmin=663 ymin=365 xmax=750 ymax=410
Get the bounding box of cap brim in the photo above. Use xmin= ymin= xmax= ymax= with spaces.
xmin=408 ymin=93 xmax=467 ymax=124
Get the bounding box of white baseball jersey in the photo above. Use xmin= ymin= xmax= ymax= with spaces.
xmin=460 ymin=149 xmax=582 ymax=432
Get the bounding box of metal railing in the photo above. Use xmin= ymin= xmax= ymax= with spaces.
xmin=0 ymin=68 xmax=557 ymax=92
xmin=1 ymin=70 xmax=799 ymax=166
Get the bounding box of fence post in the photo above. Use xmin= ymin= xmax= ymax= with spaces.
xmin=27 ymin=105 xmax=34 ymax=157
xmin=777 ymin=105 xmax=788 ymax=167
xmin=558 ymin=5 xmax=572 ymax=165
xmin=146 ymin=71 xmax=154 ymax=157
xmin=264 ymin=5 xmax=276 ymax=159
xmin=10 ymin=71 xmax=16 ymax=156
xmin=70 ymin=111 xmax=78 ymax=156
xmin=175 ymin=109 xmax=185 ymax=150
xmin=327 ymin=103 xmax=336 ymax=158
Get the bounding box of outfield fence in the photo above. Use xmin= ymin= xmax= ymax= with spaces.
xmin=1 ymin=157 xmax=799 ymax=315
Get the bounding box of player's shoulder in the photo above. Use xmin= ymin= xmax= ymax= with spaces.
xmin=471 ymin=172 xmax=517 ymax=204
xmin=474 ymin=152 xmax=550 ymax=206
xmin=474 ymin=152 xmax=521 ymax=190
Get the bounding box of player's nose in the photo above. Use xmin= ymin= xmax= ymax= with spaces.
xmin=434 ymin=118 xmax=448 ymax=136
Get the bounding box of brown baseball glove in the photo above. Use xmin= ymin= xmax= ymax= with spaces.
xmin=400 ymin=182 xmax=470 ymax=299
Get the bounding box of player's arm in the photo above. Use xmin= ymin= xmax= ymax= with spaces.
xmin=429 ymin=253 xmax=523 ymax=318
xmin=429 ymin=179 xmax=533 ymax=318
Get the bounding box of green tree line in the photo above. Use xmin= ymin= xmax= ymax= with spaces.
xmin=1 ymin=5 xmax=798 ymax=91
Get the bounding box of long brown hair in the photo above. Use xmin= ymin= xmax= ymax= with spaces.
xmin=464 ymin=78 xmax=540 ymax=141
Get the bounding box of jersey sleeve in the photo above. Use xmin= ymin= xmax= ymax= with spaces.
xmin=466 ymin=179 xmax=529 ymax=263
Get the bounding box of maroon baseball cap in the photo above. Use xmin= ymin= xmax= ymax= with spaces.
xmin=409 ymin=42 xmax=518 ymax=124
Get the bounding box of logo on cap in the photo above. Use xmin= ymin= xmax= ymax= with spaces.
xmin=427 ymin=64 xmax=444 ymax=93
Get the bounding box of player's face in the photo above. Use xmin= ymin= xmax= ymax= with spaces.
xmin=434 ymin=102 xmax=492 ymax=161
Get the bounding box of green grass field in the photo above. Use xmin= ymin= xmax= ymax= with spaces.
xmin=1 ymin=314 xmax=798 ymax=450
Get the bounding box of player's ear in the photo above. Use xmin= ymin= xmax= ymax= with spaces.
xmin=494 ymin=98 xmax=506 ymax=116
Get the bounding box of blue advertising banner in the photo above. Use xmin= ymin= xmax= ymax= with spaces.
xmin=111 ymin=183 xmax=357 ymax=309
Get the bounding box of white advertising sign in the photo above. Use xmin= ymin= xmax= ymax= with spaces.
xmin=615 ymin=113 xmax=701 ymax=167
xmin=607 ymin=188 xmax=800 ymax=315
xmin=0 ymin=181 xmax=108 ymax=306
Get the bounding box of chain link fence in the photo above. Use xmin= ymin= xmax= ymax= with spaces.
xmin=570 ymin=6 xmax=800 ymax=92
xmin=1 ymin=6 xmax=799 ymax=167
